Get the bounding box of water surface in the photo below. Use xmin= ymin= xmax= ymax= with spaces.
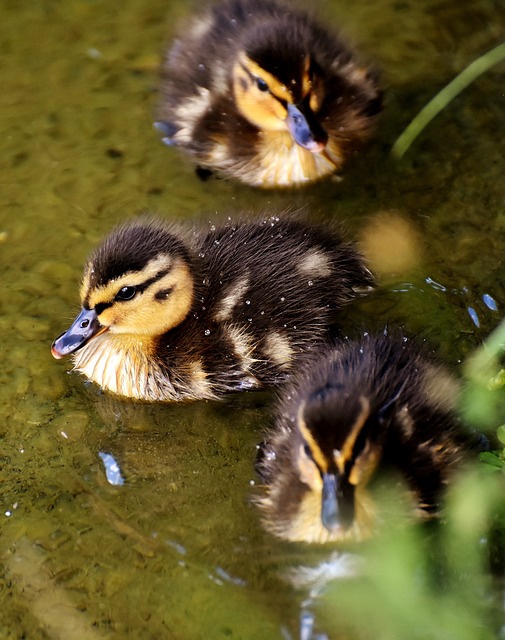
xmin=1 ymin=0 xmax=505 ymax=638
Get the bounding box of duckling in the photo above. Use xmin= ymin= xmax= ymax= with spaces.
xmin=51 ymin=216 xmax=374 ymax=402
xmin=155 ymin=0 xmax=381 ymax=188
xmin=256 ymin=333 xmax=467 ymax=543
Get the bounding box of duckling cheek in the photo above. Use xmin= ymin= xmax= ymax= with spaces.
xmin=96 ymin=306 xmax=119 ymax=331
xmin=348 ymin=445 xmax=382 ymax=487
xmin=297 ymin=449 xmax=324 ymax=497
xmin=236 ymin=92 xmax=289 ymax=131
xmin=233 ymin=79 xmax=288 ymax=131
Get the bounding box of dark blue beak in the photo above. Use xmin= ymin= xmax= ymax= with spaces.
xmin=286 ymin=103 xmax=328 ymax=152
xmin=51 ymin=307 xmax=106 ymax=359
xmin=321 ymin=472 xmax=354 ymax=533
xmin=321 ymin=473 xmax=340 ymax=531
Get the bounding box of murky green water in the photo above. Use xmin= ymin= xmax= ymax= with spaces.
xmin=1 ymin=0 xmax=505 ymax=638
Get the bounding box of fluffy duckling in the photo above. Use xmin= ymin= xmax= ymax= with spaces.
xmin=155 ymin=0 xmax=381 ymax=188
xmin=51 ymin=216 xmax=374 ymax=402
xmin=256 ymin=333 xmax=467 ymax=543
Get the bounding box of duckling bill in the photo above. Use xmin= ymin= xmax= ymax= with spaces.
xmin=256 ymin=334 xmax=467 ymax=543
xmin=155 ymin=0 xmax=381 ymax=188
xmin=51 ymin=217 xmax=374 ymax=402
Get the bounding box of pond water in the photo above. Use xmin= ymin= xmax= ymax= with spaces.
xmin=1 ymin=0 xmax=505 ymax=638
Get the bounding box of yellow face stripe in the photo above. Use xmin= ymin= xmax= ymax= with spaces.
xmin=239 ymin=53 xmax=293 ymax=104
xmin=298 ymin=403 xmax=329 ymax=474
xmin=338 ymin=396 xmax=371 ymax=474
xmin=298 ymin=395 xmax=372 ymax=479
xmin=301 ymin=55 xmax=312 ymax=98
xmin=83 ymin=255 xmax=173 ymax=307
xmin=78 ymin=253 xmax=194 ymax=337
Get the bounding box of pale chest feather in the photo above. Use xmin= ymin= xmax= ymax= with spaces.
xmin=71 ymin=334 xmax=217 ymax=402
xmin=70 ymin=331 xmax=267 ymax=402
xmin=206 ymin=132 xmax=343 ymax=187
xmin=260 ymin=484 xmax=377 ymax=543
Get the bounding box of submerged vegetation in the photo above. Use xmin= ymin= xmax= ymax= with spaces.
xmin=464 ymin=317 xmax=505 ymax=468
xmin=391 ymin=41 xmax=505 ymax=159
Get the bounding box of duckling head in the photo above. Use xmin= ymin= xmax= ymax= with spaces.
xmin=231 ymin=15 xmax=380 ymax=166
xmin=51 ymin=221 xmax=195 ymax=359
xmin=232 ymin=40 xmax=328 ymax=153
xmin=297 ymin=383 xmax=388 ymax=540
xmin=262 ymin=379 xmax=394 ymax=543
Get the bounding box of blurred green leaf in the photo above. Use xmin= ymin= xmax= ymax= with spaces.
xmin=461 ymin=386 xmax=503 ymax=429
xmin=317 ymin=470 xmax=503 ymax=640
xmin=479 ymin=451 xmax=505 ymax=469
xmin=496 ymin=425 xmax=505 ymax=445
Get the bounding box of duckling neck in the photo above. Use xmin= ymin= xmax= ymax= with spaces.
xmin=71 ymin=331 xmax=205 ymax=402
xmin=250 ymin=132 xmax=342 ymax=187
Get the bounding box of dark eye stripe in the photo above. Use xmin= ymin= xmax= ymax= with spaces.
xmin=95 ymin=301 xmax=112 ymax=315
xmin=154 ymin=286 xmax=174 ymax=301
xmin=240 ymin=62 xmax=256 ymax=83
xmin=239 ymin=63 xmax=289 ymax=108
xmin=115 ymin=285 xmax=136 ymax=301
xmin=240 ymin=64 xmax=270 ymax=92
xmin=303 ymin=442 xmax=313 ymax=459
xmin=91 ymin=269 xmax=171 ymax=313
xmin=135 ymin=269 xmax=171 ymax=293
xmin=116 ymin=268 xmax=171 ymax=297
xmin=256 ymin=77 xmax=268 ymax=92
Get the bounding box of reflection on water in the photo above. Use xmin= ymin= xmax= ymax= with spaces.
xmin=98 ymin=452 xmax=125 ymax=486
xmin=1 ymin=0 xmax=505 ymax=637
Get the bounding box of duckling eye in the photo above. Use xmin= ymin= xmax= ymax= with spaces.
xmin=256 ymin=77 xmax=269 ymax=92
xmin=115 ymin=286 xmax=137 ymax=301
xmin=303 ymin=443 xmax=313 ymax=459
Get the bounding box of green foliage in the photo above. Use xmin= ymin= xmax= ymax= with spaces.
xmin=315 ymin=471 xmax=505 ymax=640
xmin=391 ymin=41 xmax=505 ymax=159
xmin=462 ymin=318 xmax=505 ymax=471
xmin=311 ymin=325 xmax=505 ymax=640
xmin=479 ymin=450 xmax=505 ymax=470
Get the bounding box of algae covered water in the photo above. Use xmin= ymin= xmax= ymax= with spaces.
xmin=1 ymin=0 xmax=505 ymax=638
